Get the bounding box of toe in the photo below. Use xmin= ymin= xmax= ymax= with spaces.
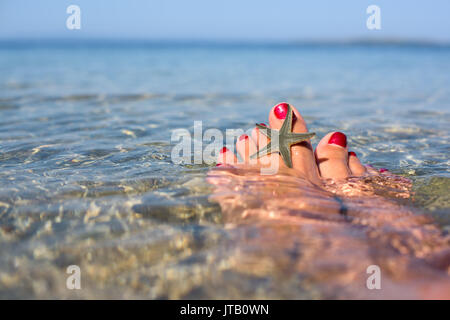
xmin=268 ymin=102 xmax=320 ymax=183
xmin=251 ymin=123 xmax=284 ymax=169
xmin=217 ymin=147 xmax=238 ymax=166
xmin=315 ymin=132 xmax=351 ymax=180
xmin=365 ymin=165 xmax=379 ymax=175
xmin=251 ymin=123 xmax=268 ymax=148
xmin=348 ymin=151 xmax=367 ymax=176
xmin=236 ymin=133 xmax=258 ymax=164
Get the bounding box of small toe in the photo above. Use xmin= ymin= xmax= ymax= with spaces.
xmin=348 ymin=151 xmax=367 ymax=176
xmin=236 ymin=134 xmax=258 ymax=164
xmin=250 ymin=123 xmax=284 ymax=169
xmin=217 ymin=147 xmax=238 ymax=166
xmin=315 ymin=132 xmax=351 ymax=180
xmin=365 ymin=165 xmax=379 ymax=175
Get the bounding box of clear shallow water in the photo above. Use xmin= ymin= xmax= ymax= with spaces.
xmin=0 ymin=43 xmax=449 ymax=298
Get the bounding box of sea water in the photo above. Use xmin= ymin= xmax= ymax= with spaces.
xmin=0 ymin=42 xmax=449 ymax=298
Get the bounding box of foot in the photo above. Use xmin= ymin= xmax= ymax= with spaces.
xmin=217 ymin=102 xmax=376 ymax=185
xmin=207 ymin=103 xmax=450 ymax=299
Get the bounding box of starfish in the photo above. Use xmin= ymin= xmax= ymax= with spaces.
xmin=250 ymin=104 xmax=315 ymax=168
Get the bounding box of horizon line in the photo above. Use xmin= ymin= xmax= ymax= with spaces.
xmin=1 ymin=37 xmax=450 ymax=47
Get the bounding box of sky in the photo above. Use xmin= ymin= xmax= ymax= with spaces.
xmin=0 ymin=0 xmax=449 ymax=42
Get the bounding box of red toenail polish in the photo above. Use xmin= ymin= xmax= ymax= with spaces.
xmin=380 ymin=168 xmax=388 ymax=173
xmin=274 ymin=103 xmax=289 ymax=120
xmin=239 ymin=134 xmax=249 ymax=141
xmin=216 ymin=163 xmax=223 ymax=167
xmin=258 ymin=123 xmax=267 ymax=127
xmin=328 ymin=132 xmax=347 ymax=148
xmin=219 ymin=147 xmax=228 ymax=154
xmin=348 ymin=151 xmax=357 ymax=157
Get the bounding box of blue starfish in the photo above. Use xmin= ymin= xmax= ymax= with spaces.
xmin=250 ymin=104 xmax=315 ymax=168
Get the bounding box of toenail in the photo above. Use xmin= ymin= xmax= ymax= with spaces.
xmin=379 ymin=168 xmax=388 ymax=173
xmin=258 ymin=123 xmax=267 ymax=127
xmin=219 ymin=147 xmax=228 ymax=154
xmin=328 ymin=132 xmax=347 ymax=148
xmin=216 ymin=163 xmax=223 ymax=167
xmin=348 ymin=151 xmax=357 ymax=157
xmin=274 ymin=103 xmax=289 ymax=120
xmin=239 ymin=134 xmax=249 ymax=141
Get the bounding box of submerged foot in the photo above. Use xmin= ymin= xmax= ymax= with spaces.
xmin=208 ymin=102 xmax=450 ymax=299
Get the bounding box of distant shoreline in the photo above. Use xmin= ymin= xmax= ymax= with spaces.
xmin=1 ymin=38 xmax=450 ymax=49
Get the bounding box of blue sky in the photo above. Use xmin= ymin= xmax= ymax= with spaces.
xmin=1 ymin=0 xmax=449 ymax=41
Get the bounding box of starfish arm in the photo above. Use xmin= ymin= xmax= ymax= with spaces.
xmin=250 ymin=142 xmax=278 ymax=159
xmin=255 ymin=124 xmax=274 ymax=138
xmin=279 ymin=143 xmax=293 ymax=168
xmin=279 ymin=104 xmax=293 ymax=135
xmin=285 ymin=132 xmax=316 ymax=145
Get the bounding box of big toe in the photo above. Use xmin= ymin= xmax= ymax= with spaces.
xmin=268 ymin=102 xmax=320 ymax=184
xmin=315 ymin=132 xmax=351 ymax=180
